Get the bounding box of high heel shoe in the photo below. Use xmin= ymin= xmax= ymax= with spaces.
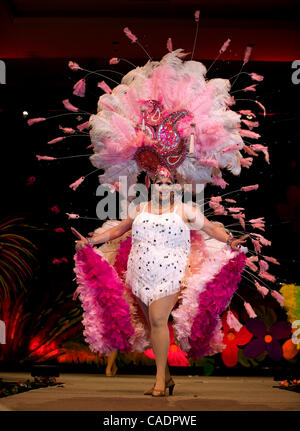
xmin=144 ymin=377 xmax=175 ymax=396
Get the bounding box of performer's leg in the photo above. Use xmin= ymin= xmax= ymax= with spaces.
xmin=149 ymin=293 xmax=178 ymax=391
xmin=105 ymin=351 xmax=118 ymax=376
xmin=136 ymin=296 xmax=172 ymax=382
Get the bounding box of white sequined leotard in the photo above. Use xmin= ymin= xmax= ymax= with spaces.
xmin=125 ymin=201 xmax=191 ymax=306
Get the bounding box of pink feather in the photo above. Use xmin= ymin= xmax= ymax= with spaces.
xmin=98 ymin=81 xmax=112 ymax=94
xmin=254 ymin=281 xmax=269 ymax=297
xmin=194 ymin=10 xmax=200 ymax=22
xmin=66 ymin=213 xmax=80 ymax=219
xmin=240 ymin=157 xmax=253 ymax=168
xmin=263 ymin=255 xmax=280 ymax=265
xmin=243 ymin=84 xmax=257 ymax=92
xmin=73 ymin=78 xmax=86 ymax=97
xmin=228 ymin=207 xmax=245 ymax=213
xmin=109 ymin=57 xmax=120 ymax=64
xmin=36 ymin=155 xmax=56 ymax=160
xmin=271 ymin=290 xmax=284 ymax=307
xmin=212 ymin=176 xmax=228 ymax=189
xmin=259 ymin=271 xmax=276 ymax=283
xmin=241 ymin=184 xmax=259 ymax=192
xmin=226 ymin=311 xmax=243 ymax=331
xmin=62 ymin=99 xmax=79 ymax=112
xmin=255 ymin=100 xmax=266 ymax=117
xmin=259 ymin=259 xmax=269 ymax=273
xmin=219 ymin=38 xmax=231 ymax=54
xmin=241 ymin=119 xmax=259 ymax=129
xmin=250 ymin=144 xmax=270 ymax=164
xmin=59 ymin=125 xmax=76 ymax=134
xmin=49 ymin=205 xmax=60 ymax=214
xmin=225 ymin=198 xmax=236 ymax=203
xmin=250 ymin=72 xmax=264 ymax=81
xmin=77 ymin=121 xmax=90 ymax=131
xmin=243 ymin=46 xmax=253 ymax=64
xmin=167 ymin=38 xmax=173 ymax=52
xmin=238 ymin=110 xmax=256 ymax=117
xmin=69 ymin=176 xmax=85 ymax=191
xmin=123 ymin=27 xmax=138 ymax=43
xmin=244 ymin=302 xmax=257 ymax=318
xmin=246 ymin=258 xmax=258 ymax=272
xmin=47 ymin=137 xmax=66 ymax=144
xmin=239 ymin=129 xmax=261 ymax=139
xmin=27 ymin=117 xmax=46 ymax=126
xmin=243 ymin=145 xmax=258 ymax=156
xmin=68 ymin=61 xmax=80 ymax=71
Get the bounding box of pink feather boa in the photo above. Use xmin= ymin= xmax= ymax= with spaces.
xmin=74 ymin=244 xmax=134 ymax=355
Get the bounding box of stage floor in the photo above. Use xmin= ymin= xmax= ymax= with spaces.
xmin=0 ymin=373 xmax=299 ymax=411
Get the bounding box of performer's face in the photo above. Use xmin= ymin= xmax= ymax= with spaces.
xmin=153 ymin=176 xmax=174 ymax=200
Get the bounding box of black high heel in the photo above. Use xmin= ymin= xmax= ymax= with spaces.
xmin=166 ymin=377 xmax=175 ymax=396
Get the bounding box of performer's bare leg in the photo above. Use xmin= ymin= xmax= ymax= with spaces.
xmin=135 ymin=296 xmax=172 ymax=382
xmin=149 ymin=293 xmax=178 ymax=391
xmin=105 ymin=351 xmax=118 ymax=376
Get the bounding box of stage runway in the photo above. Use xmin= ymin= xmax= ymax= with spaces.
xmin=0 ymin=373 xmax=299 ymax=411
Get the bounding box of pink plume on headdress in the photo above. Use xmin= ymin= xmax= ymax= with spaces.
xmin=244 ymin=301 xmax=257 ymax=318
xmin=225 ymin=198 xmax=236 ymax=203
xmin=212 ymin=175 xmax=228 ymax=189
xmin=240 ymin=157 xmax=253 ymax=168
xmin=263 ymin=255 xmax=280 ymax=265
xmin=219 ymin=38 xmax=231 ymax=54
xmin=254 ymin=281 xmax=269 ymax=297
xmin=241 ymin=184 xmax=259 ymax=191
xmin=73 ymin=78 xmax=86 ymax=97
xmin=239 ymin=129 xmax=260 ymax=139
xmin=251 ymin=233 xmax=270 ymax=246
xmin=255 ymin=100 xmax=266 ymax=117
xmin=271 ymin=290 xmax=284 ymax=307
xmin=68 ymin=61 xmax=80 ymax=71
xmin=62 ymin=99 xmax=79 ymax=112
xmin=123 ymin=27 xmax=138 ymax=43
xmin=246 ymin=258 xmax=258 ymax=272
xmin=77 ymin=121 xmax=89 ymax=131
xmin=251 ymin=238 xmax=262 ymax=253
xmin=250 ymin=144 xmax=270 ymax=164
xmin=243 ymin=145 xmax=258 ymax=156
xmin=36 ymin=155 xmax=56 ymax=160
xmin=47 ymin=137 xmax=66 ymax=144
xmin=239 ymin=110 xmax=256 ymax=117
xmin=226 ymin=311 xmax=243 ymax=331
xmin=66 ymin=212 xmax=80 ymax=219
xmin=198 ymin=158 xmax=219 ymax=168
xmin=194 ymin=10 xmax=200 ymax=22
xmin=98 ymin=81 xmax=112 ymax=94
xmin=243 ymin=45 xmax=253 ymax=64
xmin=109 ymin=57 xmax=120 ymax=65
xmin=59 ymin=125 xmax=76 ymax=134
xmin=259 ymin=259 xmax=269 ymax=273
xmin=27 ymin=117 xmax=46 ymax=126
xmin=250 ymin=73 xmax=264 ymax=81
xmin=243 ymin=84 xmax=257 ymax=92
xmin=259 ymin=271 xmax=276 ymax=283
xmin=241 ymin=119 xmax=259 ymax=129
xmin=228 ymin=207 xmax=245 ymax=213
xmin=69 ymin=176 xmax=85 ymax=191
xmin=167 ymin=38 xmax=173 ymax=52
xmin=54 ymin=227 xmax=65 ymax=233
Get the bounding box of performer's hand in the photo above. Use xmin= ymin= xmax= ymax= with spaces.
xmin=230 ymin=234 xmax=249 ymax=251
xmin=71 ymin=227 xmax=89 ymax=251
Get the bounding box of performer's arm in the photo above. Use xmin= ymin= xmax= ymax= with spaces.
xmin=183 ymin=203 xmax=248 ymax=250
xmin=73 ymin=202 xmax=143 ymax=250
